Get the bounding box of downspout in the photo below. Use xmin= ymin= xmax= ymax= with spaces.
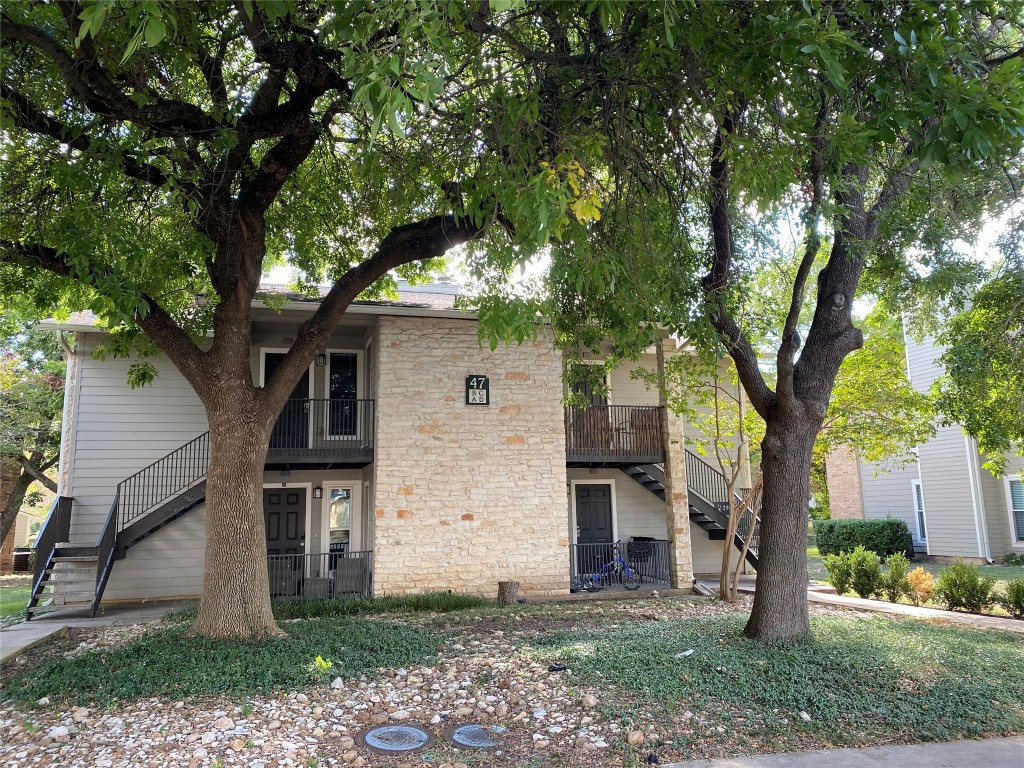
xmin=55 ymin=331 xmax=78 ymax=497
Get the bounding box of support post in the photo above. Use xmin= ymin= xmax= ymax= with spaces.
xmin=657 ymin=341 xmax=694 ymax=590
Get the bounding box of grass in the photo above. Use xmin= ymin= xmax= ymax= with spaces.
xmin=0 ymin=617 xmax=443 ymax=707
xmin=807 ymin=548 xmax=1024 ymax=593
xmin=530 ymin=614 xmax=1024 ymax=748
xmin=0 ymin=576 xmax=32 ymax=619
xmin=271 ymin=591 xmax=491 ymax=620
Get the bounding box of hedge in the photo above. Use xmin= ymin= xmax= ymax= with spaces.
xmin=813 ymin=518 xmax=913 ymax=559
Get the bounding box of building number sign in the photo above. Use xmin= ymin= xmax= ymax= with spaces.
xmin=466 ymin=375 xmax=490 ymax=405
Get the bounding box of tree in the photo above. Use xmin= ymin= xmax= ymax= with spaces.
xmin=0 ymin=1 xmax=593 ymax=638
xmin=935 ymin=255 xmax=1024 ymax=475
xmin=0 ymin=330 xmax=65 ymax=549
xmin=471 ymin=2 xmax=1024 ymax=642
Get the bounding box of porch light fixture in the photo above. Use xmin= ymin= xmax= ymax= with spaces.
xmin=313 ymin=486 xmax=323 ymax=499
xmin=316 ymin=353 xmax=327 ymax=366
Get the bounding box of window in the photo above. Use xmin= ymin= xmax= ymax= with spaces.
xmin=329 ymin=488 xmax=352 ymax=553
xmin=328 ymin=353 xmax=357 ymax=436
xmin=912 ymin=480 xmax=927 ymax=542
xmin=1010 ymin=479 xmax=1024 ymax=543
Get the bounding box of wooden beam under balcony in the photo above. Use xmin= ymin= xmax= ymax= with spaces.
xmin=565 ymin=405 xmax=665 ymax=466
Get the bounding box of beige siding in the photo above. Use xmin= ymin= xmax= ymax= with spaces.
xmin=372 ymin=316 xmax=569 ymax=597
xmin=66 ymin=333 xmax=208 ymax=548
xmin=609 ymin=356 xmax=659 ymax=406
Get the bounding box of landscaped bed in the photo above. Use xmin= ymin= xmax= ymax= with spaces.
xmin=1 ymin=595 xmax=1022 ymax=767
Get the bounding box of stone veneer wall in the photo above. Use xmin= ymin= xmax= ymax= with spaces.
xmin=372 ymin=316 xmax=569 ymax=597
xmin=825 ymin=446 xmax=865 ymax=520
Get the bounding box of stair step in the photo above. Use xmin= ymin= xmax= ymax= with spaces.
xmin=50 ymin=556 xmax=98 ymax=563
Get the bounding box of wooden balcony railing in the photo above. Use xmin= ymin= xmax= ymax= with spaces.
xmin=565 ymin=405 xmax=664 ymax=464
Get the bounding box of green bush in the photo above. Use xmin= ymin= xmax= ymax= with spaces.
xmin=997 ymin=579 xmax=1024 ymax=619
xmin=849 ymin=546 xmax=882 ymax=599
xmin=824 ymin=551 xmax=853 ymax=595
xmin=813 ymin=518 xmax=913 ymax=559
xmin=935 ymin=561 xmax=996 ymax=612
xmin=878 ymin=552 xmax=911 ymax=602
xmin=1002 ymin=553 xmax=1024 ymax=566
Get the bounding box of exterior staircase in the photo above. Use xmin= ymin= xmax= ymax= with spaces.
xmin=623 ymin=452 xmax=760 ymax=569
xmin=27 ymin=433 xmax=211 ymax=619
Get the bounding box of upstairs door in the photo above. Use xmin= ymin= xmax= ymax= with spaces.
xmin=264 ymin=352 xmax=310 ymax=450
xmin=327 ymin=352 xmax=358 ymax=438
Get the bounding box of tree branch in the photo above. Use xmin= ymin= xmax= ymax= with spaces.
xmin=262 ymin=213 xmax=486 ymax=408
xmin=19 ymin=454 xmax=58 ymax=492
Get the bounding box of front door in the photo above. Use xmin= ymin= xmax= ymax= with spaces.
xmin=265 ymin=488 xmax=306 ymax=597
xmin=265 ymin=352 xmax=310 ymax=450
xmin=575 ymin=484 xmax=613 ymax=577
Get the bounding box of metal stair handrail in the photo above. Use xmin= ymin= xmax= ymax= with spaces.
xmin=27 ymin=496 xmax=73 ymax=618
xmin=684 ymin=450 xmax=761 ymax=556
xmin=117 ymin=432 xmax=211 ymax=530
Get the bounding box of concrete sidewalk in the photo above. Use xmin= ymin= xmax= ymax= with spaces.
xmin=697 ymin=578 xmax=1024 ymax=634
xmin=664 ymin=736 xmax=1024 ymax=768
xmin=0 ymin=602 xmax=187 ymax=664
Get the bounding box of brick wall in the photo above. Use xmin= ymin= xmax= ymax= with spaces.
xmin=372 ymin=316 xmax=569 ymax=597
xmin=825 ymin=446 xmax=864 ymax=520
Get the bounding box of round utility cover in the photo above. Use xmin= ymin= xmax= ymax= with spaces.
xmin=446 ymin=724 xmax=508 ymax=749
xmin=358 ymin=724 xmax=432 ymax=753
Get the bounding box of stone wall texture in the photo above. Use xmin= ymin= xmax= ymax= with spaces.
xmin=372 ymin=316 xmax=569 ymax=597
xmin=826 ymin=446 xmax=865 ymax=520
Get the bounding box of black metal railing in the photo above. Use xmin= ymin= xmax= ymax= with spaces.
xmin=569 ymin=540 xmax=671 ymax=588
xmin=267 ymin=551 xmax=373 ymax=600
xmin=565 ymin=405 xmax=664 ymax=463
xmin=268 ymin=399 xmax=375 ymax=460
xmin=30 ymin=496 xmax=73 ymax=605
xmin=92 ymin=493 xmax=119 ymax=617
xmin=684 ymin=450 xmax=730 ymax=506
xmin=118 ymin=432 xmax=210 ymax=529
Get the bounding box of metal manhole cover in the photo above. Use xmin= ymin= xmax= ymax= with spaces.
xmin=445 ymin=724 xmax=508 ymax=748
xmin=358 ymin=724 xmax=432 ymax=753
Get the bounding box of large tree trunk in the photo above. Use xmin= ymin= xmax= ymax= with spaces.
xmin=188 ymin=399 xmax=282 ymax=639
xmin=743 ymin=418 xmax=815 ymax=642
xmin=1 ymin=460 xmax=33 ymax=547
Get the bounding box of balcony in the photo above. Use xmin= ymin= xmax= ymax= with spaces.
xmin=565 ymin=405 xmax=665 ymax=465
xmin=267 ymin=398 xmax=374 ymax=465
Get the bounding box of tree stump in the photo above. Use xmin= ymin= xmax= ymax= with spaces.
xmin=497 ymin=581 xmax=520 ymax=606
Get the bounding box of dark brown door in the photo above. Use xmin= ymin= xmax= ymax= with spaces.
xmin=264 ymin=488 xmax=306 ymax=555
xmin=576 ymin=484 xmax=613 ymax=544
xmin=265 ymin=352 xmax=310 ymax=449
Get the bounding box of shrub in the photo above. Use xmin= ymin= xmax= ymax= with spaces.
xmin=824 ymin=551 xmax=853 ymax=595
xmin=1002 ymin=553 xmax=1024 ymax=566
xmin=906 ymin=567 xmax=935 ymax=606
xmin=813 ymin=518 xmax=913 ymax=559
xmin=878 ymin=552 xmax=911 ymax=602
xmin=849 ymin=546 xmax=882 ymax=599
xmin=997 ymin=579 xmax=1024 ymax=619
xmin=935 ymin=561 xmax=996 ymax=612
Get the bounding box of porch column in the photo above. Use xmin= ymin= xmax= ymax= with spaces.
xmin=657 ymin=341 xmax=694 ymax=589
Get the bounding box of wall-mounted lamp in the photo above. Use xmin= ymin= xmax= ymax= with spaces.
xmin=315 ymin=353 xmax=327 ymax=366
xmin=313 ymin=486 xmax=323 ymax=499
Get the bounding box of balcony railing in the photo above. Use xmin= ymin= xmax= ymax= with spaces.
xmin=267 ymin=551 xmax=373 ymax=600
xmin=565 ymin=405 xmax=664 ymax=464
xmin=268 ymin=399 xmax=374 ymax=463
xmin=569 ymin=540 xmax=671 ymax=589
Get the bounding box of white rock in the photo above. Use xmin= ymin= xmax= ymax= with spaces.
xmin=47 ymin=726 xmax=70 ymax=740
xmin=390 ymin=710 xmax=411 ymax=721
xmin=581 ymin=694 xmax=599 ymax=708
xmin=799 ymin=711 xmax=812 ymax=722
xmin=331 ymin=678 xmax=345 ymax=689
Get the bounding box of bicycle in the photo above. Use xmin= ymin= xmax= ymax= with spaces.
xmin=574 ymin=541 xmax=641 ymax=592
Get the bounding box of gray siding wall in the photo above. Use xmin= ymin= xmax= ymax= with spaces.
xmin=905 ymin=333 xmax=983 ymax=558
xmin=859 ymin=459 xmax=924 ymax=545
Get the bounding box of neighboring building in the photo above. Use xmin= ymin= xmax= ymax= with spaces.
xmin=29 ymin=282 xmax=757 ymax=616
xmin=827 ymin=331 xmax=1023 ymax=562
xmin=0 ymin=510 xmax=40 ymax=574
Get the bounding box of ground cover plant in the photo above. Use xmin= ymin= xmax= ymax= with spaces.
xmin=530 ymin=614 xmax=1024 ymax=748
xmin=0 ymin=618 xmax=442 ymax=707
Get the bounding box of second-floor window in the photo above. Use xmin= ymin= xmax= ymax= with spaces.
xmin=1010 ymin=479 xmax=1024 ymax=543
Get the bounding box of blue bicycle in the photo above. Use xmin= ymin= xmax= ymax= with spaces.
xmin=575 ymin=541 xmax=641 ymax=592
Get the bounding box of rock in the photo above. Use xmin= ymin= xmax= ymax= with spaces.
xmin=268 ymin=720 xmax=282 ymax=730
xmin=37 ymin=697 xmax=50 ymax=706
xmin=390 ymin=710 xmax=411 ymax=721
xmin=651 ymin=590 xmax=660 ymax=598
xmin=430 ymin=714 xmax=442 ymax=724
xmin=534 ymin=740 xmax=550 ymax=748
xmin=799 ymin=711 xmax=812 ymax=722
xmin=594 ymin=739 xmax=609 ymax=748
xmin=192 ymin=747 xmax=208 ymax=760
xmin=339 ymin=736 xmax=355 ymax=749
xmin=229 ymin=738 xmax=246 ymax=750
xmin=341 ymin=750 xmax=359 ymax=764
xmin=370 ymin=714 xmax=388 ymax=725
xmin=295 ymin=693 xmax=309 ymax=704
xmin=214 ymin=716 xmax=234 ymax=729
xmin=47 ymin=726 xmax=70 ymax=741
xmin=627 ymin=731 xmax=645 ymax=746
xmin=72 ymin=708 xmax=90 ymax=723
xmin=495 ymin=702 xmax=509 ymax=718
xmin=454 ymin=707 xmax=474 ymax=718
xmin=331 ymin=678 xmax=345 ymax=689
xmin=581 ymin=694 xmax=599 ymax=708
